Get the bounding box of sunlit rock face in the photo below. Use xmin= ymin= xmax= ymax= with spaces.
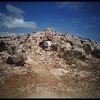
xmin=0 ymin=28 xmax=100 ymax=98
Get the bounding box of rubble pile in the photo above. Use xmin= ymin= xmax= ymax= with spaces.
xmin=0 ymin=28 xmax=100 ymax=98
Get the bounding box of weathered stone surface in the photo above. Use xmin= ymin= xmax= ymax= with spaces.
xmin=0 ymin=28 xmax=100 ymax=98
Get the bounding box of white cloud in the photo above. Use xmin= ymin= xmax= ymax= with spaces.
xmin=57 ymin=2 xmax=84 ymax=10
xmin=71 ymin=17 xmax=95 ymax=30
xmin=0 ymin=4 xmax=37 ymax=29
xmin=6 ymin=4 xmax=25 ymax=14
xmin=0 ymin=32 xmax=26 ymax=35
xmin=0 ymin=32 xmax=17 ymax=35
xmin=91 ymin=16 xmax=100 ymax=21
xmin=6 ymin=4 xmax=25 ymax=19
xmin=84 ymin=24 xmax=94 ymax=29
xmin=71 ymin=17 xmax=82 ymax=26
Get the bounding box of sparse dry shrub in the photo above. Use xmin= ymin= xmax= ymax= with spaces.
xmin=58 ymin=49 xmax=85 ymax=65
xmin=91 ymin=49 xmax=100 ymax=59
xmin=83 ymin=44 xmax=92 ymax=55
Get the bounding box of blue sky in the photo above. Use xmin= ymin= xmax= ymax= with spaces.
xmin=0 ymin=2 xmax=100 ymax=43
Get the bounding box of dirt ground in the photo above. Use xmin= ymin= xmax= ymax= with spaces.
xmin=0 ymin=51 xmax=100 ymax=98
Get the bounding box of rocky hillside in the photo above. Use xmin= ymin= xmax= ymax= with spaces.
xmin=0 ymin=28 xmax=100 ymax=98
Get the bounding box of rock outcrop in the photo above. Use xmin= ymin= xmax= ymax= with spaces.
xmin=0 ymin=28 xmax=100 ymax=98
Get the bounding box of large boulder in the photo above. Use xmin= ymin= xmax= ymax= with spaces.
xmin=60 ymin=42 xmax=72 ymax=51
xmin=73 ymin=45 xmax=86 ymax=55
xmin=65 ymin=43 xmax=72 ymax=50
